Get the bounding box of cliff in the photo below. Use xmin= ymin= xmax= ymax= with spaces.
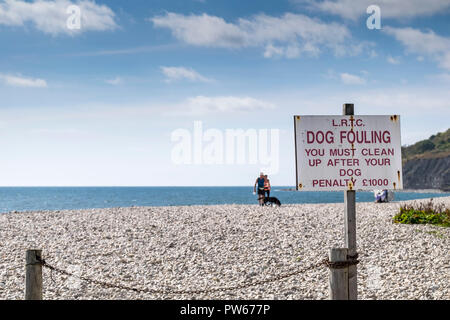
xmin=402 ymin=129 xmax=450 ymax=191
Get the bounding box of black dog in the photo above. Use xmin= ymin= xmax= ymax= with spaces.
xmin=263 ymin=197 xmax=281 ymax=207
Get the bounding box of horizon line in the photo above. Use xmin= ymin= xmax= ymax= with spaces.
xmin=0 ymin=185 xmax=295 ymax=188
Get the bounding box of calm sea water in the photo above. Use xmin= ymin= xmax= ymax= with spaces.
xmin=0 ymin=187 xmax=448 ymax=213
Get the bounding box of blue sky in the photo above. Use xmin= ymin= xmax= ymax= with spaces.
xmin=1 ymin=0 xmax=449 ymax=186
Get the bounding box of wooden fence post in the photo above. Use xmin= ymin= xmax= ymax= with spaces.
xmin=25 ymin=249 xmax=43 ymax=300
xmin=343 ymin=103 xmax=358 ymax=300
xmin=329 ymin=248 xmax=349 ymax=300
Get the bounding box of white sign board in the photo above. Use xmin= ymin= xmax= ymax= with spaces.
xmin=294 ymin=115 xmax=402 ymax=191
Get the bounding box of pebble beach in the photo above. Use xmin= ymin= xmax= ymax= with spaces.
xmin=0 ymin=197 xmax=449 ymax=300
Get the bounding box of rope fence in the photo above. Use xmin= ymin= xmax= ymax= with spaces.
xmin=23 ymin=249 xmax=359 ymax=298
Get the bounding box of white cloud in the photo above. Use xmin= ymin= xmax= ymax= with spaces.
xmin=105 ymin=77 xmax=123 ymax=85
xmin=428 ymin=73 xmax=450 ymax=83
xmin=263 ymin=43 xmax=319 ymax=59
xmin=0 ymin=95 xmax=276 ymax=122
xmin=265 ymin=86 xmax=450 ymax=123
xmin=264 ymin=44 xmax=286 ymax=58
xmin=384 ymin=27 xmax=450 ymax=55
xmin=369 ymin=50 xmax=378 ymax=58
xmin=68 ymin=44 xmax=178 ymax=57
xmin=440 ymin=53 xmax=450 ymax=70
xmin=340 ymin=73 xmax=366 ymax=85
xmin=360 ymin=70 xmax=369 ymax=76
xmin=384 ymin=26 xmax=450 ymax=70
xmin=151 ymin=12 xmax=372 ymax=58
xmin=0 ymin=74 xmax=47 ymax=87
xmin=322 ymin=69 xmax=337 ymax=80
xmin=167 ymin=96 xmax=275 ymax=115
xmin=387 ymin=55 xmax=400 ymax=65
xmin=160 ymin=66 xmax=212 ymax=83
xmin=30 ymin=128 xmax=88 ymax=137
xmin=0 ymin=0 xmax=117 ymax=35
xmin=296 ymin=0 xmax=450 ymax=20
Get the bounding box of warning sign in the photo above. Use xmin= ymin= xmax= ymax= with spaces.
xmin=294 ymin=115 xmax=402 ymax=191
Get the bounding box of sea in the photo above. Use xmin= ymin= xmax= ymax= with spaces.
xmin=0 ymin=187 xmax=448 ymax=213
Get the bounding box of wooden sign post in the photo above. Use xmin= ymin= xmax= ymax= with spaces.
xmin=343 ymin=103 xmax=357 ymax=300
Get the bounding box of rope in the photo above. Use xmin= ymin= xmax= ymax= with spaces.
xmin=31 ymin=257 xmax=326 ymax=295
xmin=322 ymin=253 xmax=360 ymax=269
xmin=24 ymin=251 xmax=359 ymax=295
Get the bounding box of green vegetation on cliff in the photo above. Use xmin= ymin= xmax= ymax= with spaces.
xmin=402 ymin=128 xmax=450 ymax=161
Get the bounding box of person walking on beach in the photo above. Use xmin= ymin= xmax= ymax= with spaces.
xmin=264 ymin=175 xmax=271 ymax=198
xmin=254 ymin=172 xmax=266 ymax=206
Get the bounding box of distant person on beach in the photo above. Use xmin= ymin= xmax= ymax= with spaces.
xmin=264 ymin=175 xmax=271 ymax=198
xmin=374 ymin=189 xmax=389 ymax=203
xmin=254 ymin=172 xmax=266 ymax=206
